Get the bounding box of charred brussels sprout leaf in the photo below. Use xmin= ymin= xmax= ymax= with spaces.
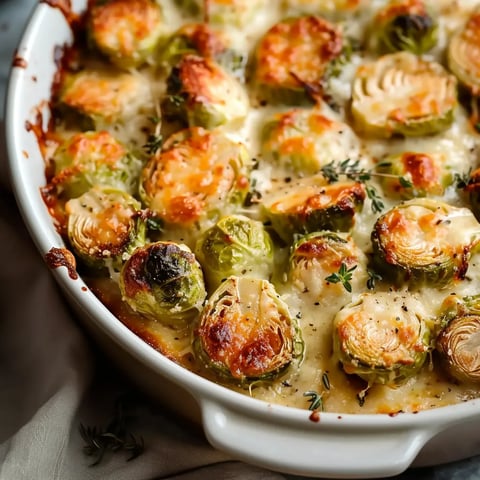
xmin=371 ymin=198 xmax=480 ymax=287
xmin=351 ymin=52 xmax=457 ymax=138
xmin=162 ymin=54 xmax=249 ymax=129
xmin=374 ymin=0 xmax=438 ymax=55
xmin=195 ymin=215 xmax=274 ymax=291
xmin=139 ymin=127 xmax=251 ymax=229
xmin=448 ymin=8 xmax=480 ymax=95
xmin=66 ymin=186 xmax=146 ymax=271
xmin=119 ymin=241 xmax=207 ymax=326
xmin=194 ymin=276 xmax=299 ymax=383
xmin=288 ymin=231 xmax=368 ymax=303
xmin=333 ymin=292 xmax=433 ymax=386
xmin=254 ymin=15 xmax=343 ymax=105
xmin=50 ymin=131 xmax=143 ymax=199
xmin=376 ymin=151 xmax=452 ymax=200
xmin=436 ymin=294 xmax=480 ymax=383
xmin=87 ymin=0 xmax=166 ymax=68
xmin=262 ymin=176 xmax=366 ymax=243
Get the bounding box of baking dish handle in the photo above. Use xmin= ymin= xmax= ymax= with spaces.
xmin=200 ymin=399 xmax=437 ymax=479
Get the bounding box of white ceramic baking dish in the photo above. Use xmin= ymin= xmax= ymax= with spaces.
xmin=5 ymin=1 xmax=480 ymax=478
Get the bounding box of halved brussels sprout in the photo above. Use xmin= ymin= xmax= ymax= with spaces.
xmin=57 ymin=68 xmax=154 ymax=130
xmin=162 ymin=54 xmax=249 ymax=129
xmin=206 ymin=0 xmax=265 ymax=27
xmin=260 ymin=108 xmax=361 ymax=175
xmin=262 ymin=176 xmax=366 ymax=243
xmin=281 ymin=0 xmax=363 ymax=18
xmin=254 ymin=15 xmax=343 ymax=105
xmin=195 ymin=214 xmax=274 ymax=291
xmin=371 ymin=198 xmax=480 ymax=287
xmin=436 ymin=294 xmax=480 ymax=383
xmin=465 ymin=167 xmax=480 ymax=221
xmin=333 ymin=291 xmax=433 ymax=386
xmin=159 ymin=22 xmax=245 ymax=78
xmin=351 ymin=52 xmax=457 ymax=138
xmin=376 ymin=151 xmax=452 ymax=200
xmin=447 ymin=8 xmax=480 ymax=95
xmin=194 ymin=276 xmax=299 ymax=382
xmin=87 ymin=0 xmax=166 ymax=68
xmin=139 ymin=127 xmax=251 ymax=229
xmin=65 ymin=186 xmax=146 ymax=270
xmin=119 ymin=241 xmax=207 ymax=326
xmin=49 ymin=131 xmax=143 ymax=199
xmin=288 ymin=231 xmax=368 ymax=302
xmin=372 ymin=0 xmax=438 ymax=55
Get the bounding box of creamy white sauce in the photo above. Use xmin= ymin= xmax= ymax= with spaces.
xmin=78 ymin=0 xmax=480 ymax=414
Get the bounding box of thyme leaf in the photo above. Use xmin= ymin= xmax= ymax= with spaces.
xmin=79 ymin=396 xmax=145 ymax=466
xmin=325 ymin=262 xmax=357 ymax=293
xmin=366 ymin=269 xmax=383 ymax=290
xmin=304 ymin=391 xmax=324 ymax=411
xmin=143 ymin=133 xmax=163 ymax=155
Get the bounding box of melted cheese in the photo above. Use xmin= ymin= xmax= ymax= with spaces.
xmin=56 ymin=0 xmax=480 ymax=416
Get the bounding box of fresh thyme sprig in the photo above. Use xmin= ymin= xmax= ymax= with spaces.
xmin=79 ymin=396 xmax=145 ymax=466
xmin=325 ymin=262 xmax=357 ymax=293
xmin=304 ymin=373 xmax=331 ymax=412
xmin=366 ymin=269 xmax=383 ymax=290
xmin=320 ymin=159 xmax=413 ymax=214
xmin=143 ymin=133 xmax=164 ymax=155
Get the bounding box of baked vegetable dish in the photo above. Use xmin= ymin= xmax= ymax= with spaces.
xmin=40 ymin=0 xmax=480 ymax=414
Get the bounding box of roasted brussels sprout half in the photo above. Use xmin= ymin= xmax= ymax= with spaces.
xmin=465 ymin=167 xmax=480 ymax=222
xmin=371 ymin=198 xmax=480 ymax=287
xmin=208 ymin=0 xmax=266 ymax=26
xmin=333 ymin=291 xmax=433 ymax=386
xmin=282 ymin=0 xmax=363 ymax=18
xmin=87 ymin=0 xmax=166 ymax=68
xmin=447 ymin=8 xmax=480 ymax=95
xmin=139 ymin=127 xmax=251 ymax=229
xmin=261 ymin=108 xmax=361 ymax=175
xmin=65 ymin=186 xmax=146 ymax=270
xmin=195 ymin=215 xmax=274 ymax=291
xmin=436 ymin=294 xmax=480 ymax=383
xmin=49 ymin=131 xmax=142 ymax=199
xmin=351 ymin=52 xmax=457 ymax=138
xmin=57 ymin=69 xmax=154 ymax=130
xmin=376 ymin=151 xmax=452 ymax=200
xmin=119 ymin=241 xmax=207 ymax=326
xmin=288 ymin=231 xmax=368 ymax=302
xmin=262 ymin=176 xmax=366 ymax=243
xmin=254 ymin=15 xmax=343 ymax=105
xmin=159 ymin=23 xmax=245 ymax=77
xmin=194 ymin=276 xmax=299 ymax=382
xmin=372 ymin=0 xmax=438 ymax=55
xmin=162 ymin=54 xmax=249 ymax=129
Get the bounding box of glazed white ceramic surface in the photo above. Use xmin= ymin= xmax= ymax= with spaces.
xmin=6 ymin=2 xmax=480 ymax=478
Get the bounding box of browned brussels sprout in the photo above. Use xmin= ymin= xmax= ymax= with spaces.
xmin=436 ymin=294 xmax=480 ymax=384
xmin=373 ymin=0 xmax=438 ymax=55
xmin=139 ymin=127 xmax=251 ymax=229
xmin=371 ymin=198 xmax=480 ymax=287
xmin=119 ymin=241 xmax=207 ymax=326
xmin=262 ymin=175 xmax=366 ymax=243
xmin=351 ymin=52 xmax=457 ymax=138
xmin=87 ymin=0 xmax=166 ymax=68
xmin=254 ymin=15 xmax=343 ymax=105
xmin=194 ymin=276 xmax=300 ymax=383
xmin=333 ymin=291 xmax=433 ymax=386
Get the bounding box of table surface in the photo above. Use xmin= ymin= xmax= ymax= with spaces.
xmin=2 ymin=1 xmax=480 ymax=479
